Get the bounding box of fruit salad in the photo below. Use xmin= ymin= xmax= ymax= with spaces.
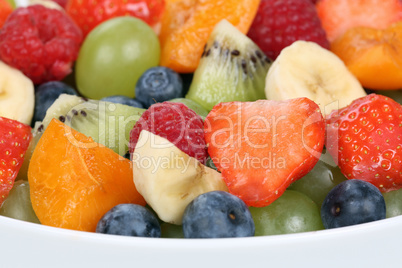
xmin=1 ymin=0 xmax=402 ymax=239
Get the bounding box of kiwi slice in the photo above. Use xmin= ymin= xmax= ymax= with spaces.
xmin=34 ymin=94 xmax=144 ymax=156
xmin=169 ymin=98 xmax=209 ymax=120
xmin=185 ymin=19 xmax=272 ymax=111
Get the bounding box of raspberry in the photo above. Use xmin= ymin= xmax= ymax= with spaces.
xmin=129 ymin=102 xmax=207 ymax=163
xmin=247 ymin=0 xmax=329 ymax=60
xmin=0 ymin=5 xmax=83 ymax=84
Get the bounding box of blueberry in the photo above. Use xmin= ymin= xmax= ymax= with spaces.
xmin=96 ymin=204 xmax=161 ymax=237
xmin=321 ymin=179 xmax=386 ymax=229
xmin=135 ymin=67 xmax=183 ymax=108
xmin=33 ymin=81 xmax=78 ymax=124
xmin=182 ymin=191 xmax=255 ymax=238
xmin=101 ymin=95 xmax=144 ymax=108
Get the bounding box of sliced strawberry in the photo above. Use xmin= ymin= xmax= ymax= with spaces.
xmin=66 ymin=0 xmax=165 ymax=37
xmin=0 ymin=117 xmax=32 ymax=205
xmin=317 ymin=0 xmax=402 ymax=42
xmin=204 ymin=99 xmax=325 ymax=207
xmin=326 ymin=94 xmax=402 ymax=192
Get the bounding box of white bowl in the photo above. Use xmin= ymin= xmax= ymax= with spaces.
xmin=1 ymin=215 xmax=401 ymax=268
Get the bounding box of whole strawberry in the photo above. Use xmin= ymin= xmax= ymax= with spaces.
xmin=326 ymin=94 xmax=402 ymax=192
xmin=247 ymin=0 xmax=329 ymax=60
xmin=66 ymin=0 xmax=165 ymax=37
xmin=0 ymin=5 xmax=83 ymax=84
xmin=0 ymin=117 xmax=32 ymax=205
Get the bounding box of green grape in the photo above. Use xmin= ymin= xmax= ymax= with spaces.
xmin=288 ymin=157 xmax=347 ymax=208
xmin=383 ymin=188 xmax=402 ymax=218
xmin=169 ymin=98 xmax=209 ymax=119
xmin=0 ymin=180 xmax=40 ymax=224
xmin=249 ymin=190 xmax=324 ymax=236
xmin=160 ymin=222 xmax=184 ymax=238
xmin=76 ymin=17 xmax=160 ymax=99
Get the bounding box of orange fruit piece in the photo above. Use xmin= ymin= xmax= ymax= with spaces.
xmin=159 ymin=0 xmax=261 ymax=73
xmin=316 ymin=0 xmax=402 ymax=42
xmin=331 ymin=22 xmax=402 ymax=90
xmin=28 ymin=119 xmax=146 ymax=232
xmin=0 ymin=0 xmax=13 ymax=28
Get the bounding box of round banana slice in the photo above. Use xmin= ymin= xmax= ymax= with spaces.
xmin=0 ymin=61 xmax=34 ymax=125
xmin=265 ymin=41 xmax=367 ymax=116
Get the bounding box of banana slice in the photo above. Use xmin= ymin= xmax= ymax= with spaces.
xmin=132 ymin=130 xmax=228 ymax=225
xmin=0 ymin=61 xmax=35 ymax=125
xmin=265 ymin=41 xmax=366 ymax=116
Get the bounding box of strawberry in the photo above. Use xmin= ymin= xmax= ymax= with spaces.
xmin=0 ymin=0 xmax=13 ymax=28
xmin=326 ymin=94 xmax=402 ymax=192
xmin=247 ymin=0 xmax=329 ymax=60
xmin=204 ymin=98 xmax=325 ymax=207
xmin=317 ymin=0 xmax=402 ymax=42
xmin=0 ymin=117 xmax=32 ymax=205
xmin=65 ymin=0 xmax=165 ymax=37
xmin=51 ymin=0 xmax=68 ymax=8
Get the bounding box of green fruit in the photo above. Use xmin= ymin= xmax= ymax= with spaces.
xmin=169 ymin=98 xmax=209 ymax=119
xmin=36 ymin=94 xmax=144 ymax=156
xmin=15 ymin=122 xmax=44 ymax=181
xmin=6 ymin=0 xmax=15 ymax=8
xmin=0 ymin=180 xmax=40 ymax=224
xmin=76 ymin=17 xmax=160 ymax=99
xmin=185 ymin=20 xmax=271 ymax=111
xmin=205 ymin=156 xmax=218 ymax=172
xmin=383 ymin=188 xmax=402 ymax=218
xmin=160 ymin=222 xmax=184 ymax=238
xmin=288 ymin=156 xmax=347 ymax=208
xmin=249 ymin=190 xmax=324 ymax=236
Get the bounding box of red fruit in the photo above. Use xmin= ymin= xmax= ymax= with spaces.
xmin=326 ymin=94 xmax=402 ymax=192
xmin=129 ymin=102 xmax=207 ymax=163
xmin=52 ymin=0 xmax=68 ymax=8
xmin=66 ymin=0 xmax=165 ymax=37
xmin=0 ymin=117 xmax=32 ymax=205
xmin=0 ymin=0 xmax=12 ymax=28
xmin=204 ymin=99 xmax=325 ymax=207
xmin=0 ymin=5 xmax=83 ymax=85
xmin=247 ymin=0 xmax=329 ymax=60
xmin=317 ymin=0 xmax=402 ymax=42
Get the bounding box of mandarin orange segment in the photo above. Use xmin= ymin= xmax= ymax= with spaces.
xmin=28 ymin=119 xmax=146 ymax=232
xmin=331 ymin=22 xmax=402 ymax=90
xmin=159 ymin=0 xmax=261 ymax=73
xmin=0 ymin=0 xmax=13 ymax=28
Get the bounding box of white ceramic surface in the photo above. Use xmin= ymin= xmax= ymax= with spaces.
xmin=1 ymin=214 xmax=401 ymax=268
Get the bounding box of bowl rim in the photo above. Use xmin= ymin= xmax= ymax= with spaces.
xmin=2 ymin=214 xmax=402 ymax=267
xmin=1 ymin=213 xmax=401 ymax=246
